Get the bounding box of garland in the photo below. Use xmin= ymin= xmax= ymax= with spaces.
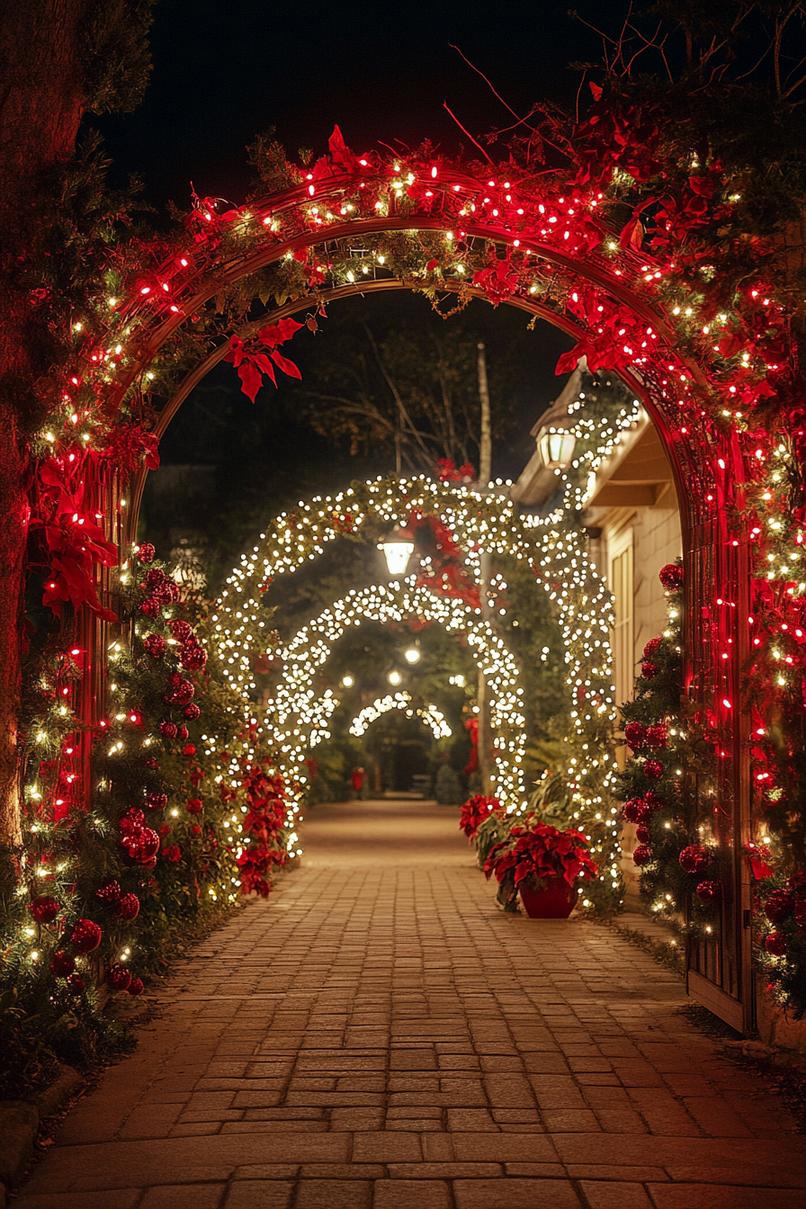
xmin=615 ymin=563 xmax=721 ymax=928
xmin=618 ymin=562 xmax=806 ymax=1017
xmin=1 ymin=543 xmax=290 ymax=1093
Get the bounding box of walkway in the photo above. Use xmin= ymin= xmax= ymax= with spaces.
xmin=17 ymin=800 xmax=806 ymax=1209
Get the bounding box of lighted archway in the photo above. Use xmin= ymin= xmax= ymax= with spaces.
xmin=32 ymin=124 xmax=800 ymax=1029
xmin=262 ymin=578 xmax=527 ymax=813
xmin=344 ymin=693 xmax=452 ymax=742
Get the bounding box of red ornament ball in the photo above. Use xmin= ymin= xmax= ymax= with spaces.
xmin=679 ymin=844 xmax=710 ymax=875
xmin=145 ymin=791 xmax=168 ymax=812
xmin=633 ymin=844 xmax=653 ymax=867
xmin=186 ymin=797 xmax=203 ymax=815
xmin=128 ymin=976 xmax=145 ymax=996
xmin=643 ymin=636 xmax=663 ymax=659
xmin=659 ymin=562 xmax=684 ymax=592
xmin=635 ymin=823 xmax=651 ymax=844
xmin=169 ymin=619 xmax=193 ymax=642
xmin=124 ymin=827 xmax=160 ymax=866
xmin=181 ymin=743 xmax=197 ymax=758
xmin=624 ymin=721 xmax=647 ymax=751
xmin=645 ymin=723 xmax=669 ymax=749
xmin=641 ymin=660 xmax=659 ymax=679
xmin=162 ymin=843 xmax=182 ymax=864
xmin=159 ymin=720 xmax=178 ymax=739
xmin=29 ymin=894 xmax=61 ymax=924
xmin=764 ymin=931 xmax=787 ymax=957
xmin=180 ymin=642 xmax=207 ymax=671
xmin=70 ymin=918 xmax=102 ymax=953
xmin=644 ymin=758 xmax=664 ymax=780
xmin=183 ymin=703 xmax=201 ymax=720
xmin=695 ymin=879 xmax=720 ymax=905
xmin=145 ymin=567 xmax=169 ymax=591
xmin=116 ymin=892 xmax=140 ymax=921
xmin=177 ymin=723 xmax=189 ymax=741
xmin=136 ymin=543 xmax=156 ymax=564
xmin=622 ymin=792 xmax=657 ymax=823
xmin=50 ymin=949 xmax=76 ymax=977
xmin=119 ymin=808 xmax=161 ymax=865
xmin=765 ymin=889 xmax=794 ymax=925
xmin=95 ymin=879 xmax=122 ymax=906
xmin=140 ymin=597 xmax=162 ymax=619
xmin=622 ymin=798 xmax=645 ymax=823
xmin=145 ymin=634 xmax=167 ymax=658
xmin=107 ymin=964 xmax=132 ymax=992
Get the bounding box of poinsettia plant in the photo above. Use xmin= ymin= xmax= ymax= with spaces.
xmin=458 ymin=793 xmax=503 ymax=840
xmin=225 ymin=316 xmax=304 ymax=403
xmin=484 ymin=818 xmax=598 ymax=913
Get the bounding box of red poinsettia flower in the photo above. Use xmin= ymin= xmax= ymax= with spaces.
xmin=226 ymin=317 xmax=304 ymax=403
xmin=459 ymin=794 xmax=503 ymax=840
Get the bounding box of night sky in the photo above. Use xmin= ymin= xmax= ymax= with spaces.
xmin=102 ymin=0 xmax=629 ymax=565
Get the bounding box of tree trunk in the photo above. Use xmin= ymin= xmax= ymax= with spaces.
xmin=0 ymin=2 xmax=92 ymax=846
xmin=476 ymin=342 xmax=492 ymax=484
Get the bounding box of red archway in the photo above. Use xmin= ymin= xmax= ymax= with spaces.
xmin=33 ymin=129 xmax=800 ymax=1031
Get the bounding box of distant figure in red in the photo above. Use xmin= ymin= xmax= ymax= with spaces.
xmin=351 ymin=766 xmax=365 ymax=798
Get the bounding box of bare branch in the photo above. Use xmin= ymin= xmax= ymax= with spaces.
xmin=442 ymin=101 xmax=496 ymax=164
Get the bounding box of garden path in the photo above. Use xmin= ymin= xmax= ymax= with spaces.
xmin=15 ymin=799 xmax=806 ymax=1209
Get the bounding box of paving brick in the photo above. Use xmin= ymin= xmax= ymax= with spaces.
xmin=224 ymin=1182 xmax=294 ymax=1208
xmin=373 ymin=1179 xmax=451 ymax=1207
xmin=140 ymin=1186 xmax=226 ymax=1209
xmin=579 ymin=1182 xmax=653 ymax=1209
xmin=454 ymin=1178 xmax=582 ymax=1208
xmin=352 ymin=1132 xmax=422 ymax=1161
xmin=648 ymin=1185 xmax=806 ymax=1209
xmin=294 ymin=1179 xmax=372 ymax=1208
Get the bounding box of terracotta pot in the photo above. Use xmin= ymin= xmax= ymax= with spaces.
xmin=519 ymin=878 xmax=576 ymax=919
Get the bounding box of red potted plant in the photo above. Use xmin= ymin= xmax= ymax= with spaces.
xmin=483 ymin=819 xmax=598 ymax=917
xmin=458 ymin=793 xmax=503 ymax=841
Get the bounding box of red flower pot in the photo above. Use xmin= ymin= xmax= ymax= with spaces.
xmin=519 ymin=878 xmax=577 ymax=919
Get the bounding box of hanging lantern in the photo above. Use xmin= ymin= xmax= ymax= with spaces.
xmin=535 ymin=422 xmax=576 ymax=471
xmin=379 ymin=527 xmax=415 ymax=576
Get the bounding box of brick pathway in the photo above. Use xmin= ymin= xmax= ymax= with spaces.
xmin=17 ymin=800 xmax=806 ymax=1209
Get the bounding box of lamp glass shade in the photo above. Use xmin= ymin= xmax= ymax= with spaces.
xmin=537 ymin=427 xmax=576 ymax=470
xmin=380 ymin=536 xmax=415 ymax=576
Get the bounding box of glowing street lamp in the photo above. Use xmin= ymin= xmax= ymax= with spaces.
xmin=379 ymin=527 xmax=415 ymax=576
xmin=535 ymin=415 xmax=576 ymax=471
xmin=404 ymin=646 xmax=421 ymax=665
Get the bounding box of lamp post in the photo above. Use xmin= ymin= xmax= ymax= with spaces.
xmin=379 ymin=527 xmax=416 ymax=577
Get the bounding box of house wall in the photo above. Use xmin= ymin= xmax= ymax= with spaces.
xmin=589 ymin=502 xmax=683 ymax=896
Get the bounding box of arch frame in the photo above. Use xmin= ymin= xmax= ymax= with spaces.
xmin=33 ymin=128 xmax=802 ymax=1031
